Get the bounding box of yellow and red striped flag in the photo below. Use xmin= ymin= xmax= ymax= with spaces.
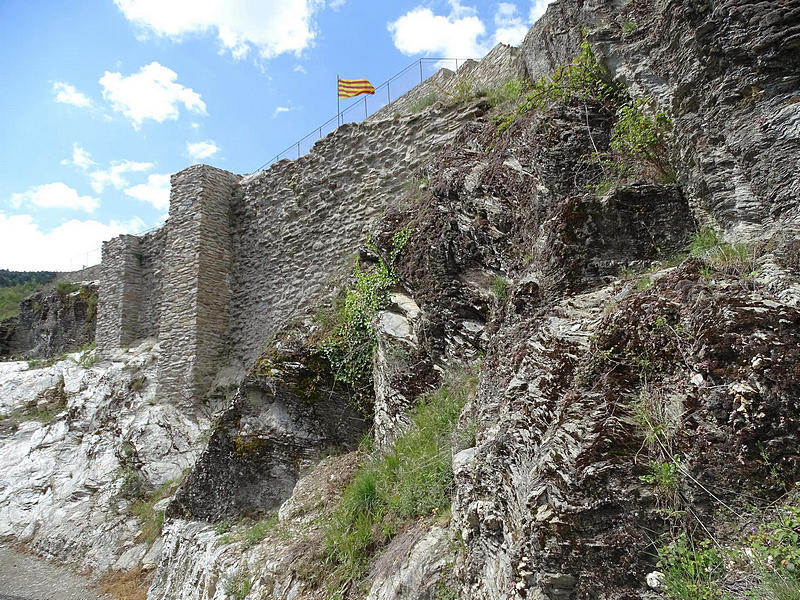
xmin=338 ymin=77 xmax=375 ymax=98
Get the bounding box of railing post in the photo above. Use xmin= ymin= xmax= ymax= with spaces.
xmin=455 ymin=59 xmax=459 ymax=72
xmin=319 ymin=126 xmax=322 ymax=139
xmin=364 ymin=96 xmax=368 ymax=118
xmin=297 ymin=142 xmax=300 ymax=158
xmin=419 ymin=59 xmax=423 ymax=83
xmin=387 ymin=81 xmax=391 ymax=105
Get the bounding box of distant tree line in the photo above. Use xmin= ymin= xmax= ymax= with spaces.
xmin=0 ymin=270 xmax=57 ymax=288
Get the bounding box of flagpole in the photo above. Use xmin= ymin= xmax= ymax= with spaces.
xmin=337 ymin=74 xmax=340 ymax=129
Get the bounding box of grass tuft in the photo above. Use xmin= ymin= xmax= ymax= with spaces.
xmin=323 ymin=368 xmax=478 ymax=587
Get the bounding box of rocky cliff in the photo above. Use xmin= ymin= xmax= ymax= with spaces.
xmin=1 ymin=1 xmax=799 ymax=599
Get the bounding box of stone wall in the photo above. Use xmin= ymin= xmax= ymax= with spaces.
xmin=229 ymin=99 xmax=488 ymax=372
xmin=156 ymin=165 xmax=240 ymax=405
xmin=95 ymin=44 xmax=516 ymax=399
xmin=96 ymin=228 xmax=165 ymax=355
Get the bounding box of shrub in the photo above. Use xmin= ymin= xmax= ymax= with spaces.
xmin=448 ymin=76 xmax=476 ymax=104
xmin=518 ymin=39 xmax=621 ymax=114
xmin=658 ymin=535 xmax=729 ymax=600
xmin=609 ymin=97 xmax=672 ymax=179
xmin=320 ymin=229 xmax=411 ymax=404
xmin=486 ymin=77 xmax=528 ymax=107
xmin=323 ymin=369 xmax=478 ymax=586
xmin=320 ymin=257 xmax=395 ymax=400
xmin=622 ymin=20 xmax=638 ymax=35
xmin=55 ymin=281 xmax=79 ymax=295
xmin=492 ymin=113 xmax=515 ymax=134
xmin=639 ymin=457 xmax=681 ymax=494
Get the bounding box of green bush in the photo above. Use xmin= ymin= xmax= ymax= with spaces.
xmin=486 ymin=77 xmax=528 ymax=107
xmin=610 ymin=97 xmax=672 ymax=178
xmin=320 ymin=229 xmax=411 ymax=403
xmin=55 ymin=281 xmax=79 ymax=295
xmin=658 ymin=535 xmax=730 ymax=600
xmin=320 ymin=257 xmax=395 ymax=400
xmin=323 ymin=369 xmax=478 ymax=586
xmin=518 ymin=39 xmax=620 ymax=114
xmin=622 ymin=20 xmax=638 ymax=35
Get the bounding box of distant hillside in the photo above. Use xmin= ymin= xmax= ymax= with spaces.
xmin=0 ymin=270 xmax=57 ymax=320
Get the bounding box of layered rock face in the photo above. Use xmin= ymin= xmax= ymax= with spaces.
xmin=1 ymin=282 xmax=98 ymax=358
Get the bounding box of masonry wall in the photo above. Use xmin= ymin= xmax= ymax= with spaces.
xmin=156 ymin=165 xmax=240 ymax=405
xmin=228 ymin=99 xmax=490 ymax=372
xmin=368 ymin=43 xmax=526 ymax=121
xmin=95 ymin=43 xmax=527 ymax=399
xmin=96 ymin=229 xmax=165 ymax=355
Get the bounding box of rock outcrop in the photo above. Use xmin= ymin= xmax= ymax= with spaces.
xmin=1 ymin=282 xmax=98 ymax=359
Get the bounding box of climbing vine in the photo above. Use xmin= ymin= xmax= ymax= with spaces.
xmin=319 ymin=226 xmax=412 ymax=406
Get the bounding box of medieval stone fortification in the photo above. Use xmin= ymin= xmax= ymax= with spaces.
xmin=95 ymin=44 xmax=524 ymax=407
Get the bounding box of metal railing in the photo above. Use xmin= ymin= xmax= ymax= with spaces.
xmin=251 ymin=57 xmax=477 ymax=173
xmin=61 ymin=57 xmax=480 ymax=272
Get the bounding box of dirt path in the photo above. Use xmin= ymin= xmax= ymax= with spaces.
xmin=0 ymin=546 xmax=106 ymax=600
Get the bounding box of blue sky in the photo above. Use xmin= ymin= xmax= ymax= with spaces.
xmin=0 ymin=0 xmax=550 ymax=271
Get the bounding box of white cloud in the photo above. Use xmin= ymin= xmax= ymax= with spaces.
xmin=329 ymin=0 xmax=346 ymax=9
xmin=530 ymin=0 xmax=553 ymax=23
xmin=114 ymin=0 xmax=321 ymax=60
xmin=124 ymin=174 xmax=171 ymax=211
xmin=0 ymin=214 xmax=145 ymax=271
xmin=494 ymin=3 xmax=529 ymax=45
xmin=89 ymin=160 xmax=153 ymax=193
xmin=186 ymin=140 xmax=220 ymax=160
xmin=100 ymin=62 xmax=206 ymax=128
xmin=52 ymin=81 xmax=93 ymax=108
xmin=190 ymin=122 xmax=200 ymax=129
xmin=293 ymin=64 xmax=307 ymax=74
xmin=10 ymin=183 xmax=99 ymax=213
xmin=272 ymin=106 xmax=290 ymax=118
xmin=61 ymin=143 xmax=95 ymax=170
xmin=388 ymin=1 xmax=488 ymax=59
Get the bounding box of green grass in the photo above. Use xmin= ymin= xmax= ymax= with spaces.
xmin=242 ymin=513 xmax=280 ymax=548
xmin=486 ymin=77 xmax=528 ymax=107
xmin=323 ymin=368 xmax=478 ymax=586
xmin=689 ymin=228 xmax=758 ymax=279
xmin=492 ymin=276 xmax=509 ymax=301
xmin=1 ymin=376 xmax=67 ymax=425
xmin=223 ymin=568 xmax=252 ymax=600
xmin=129 ymin=478 xmax=183 ymax=546
xmin=410 ymin=92 xmax=438 ymax=114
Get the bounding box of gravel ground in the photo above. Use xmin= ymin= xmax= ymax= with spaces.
xmin=0 ymin=546 xmax=106 ymax=600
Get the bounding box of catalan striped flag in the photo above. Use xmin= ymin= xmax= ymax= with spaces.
xmin=338 ymin=77 xmax=375 ymax=98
